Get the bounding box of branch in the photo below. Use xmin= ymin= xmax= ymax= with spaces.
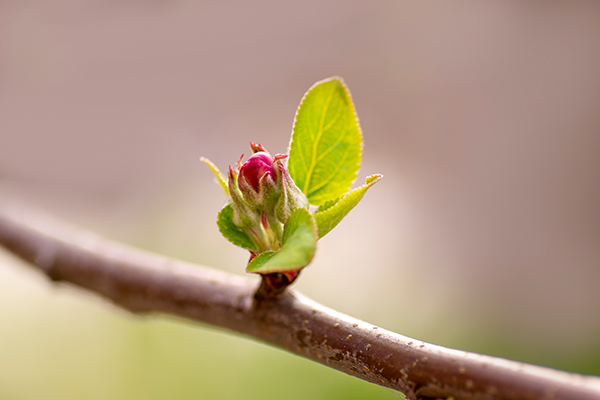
xmin=1 ymin=200 xmax=599 ymax=400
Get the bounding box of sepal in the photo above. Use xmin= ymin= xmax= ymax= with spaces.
xmin=275 ymin=159 xmax=310 ymax=223
xmin=200 ymin=157 xmax=228 ymax=195
xmin=227 ymin=166 xmax=260 ymax=228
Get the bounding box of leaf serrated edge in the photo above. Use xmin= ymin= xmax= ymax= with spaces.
xmin=317 ymin=198 xmax=340 ymax=213
xmin=314 ymin=174 xmax=382 ymax=239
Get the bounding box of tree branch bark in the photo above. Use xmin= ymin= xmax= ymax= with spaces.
xmin=1 ymin=201 xmax=599 ymax=400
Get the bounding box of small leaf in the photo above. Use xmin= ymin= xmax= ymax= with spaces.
xmin=200 ymin=157 xmax=228 ymax=195
xmin=246 ymin=208 xmax=317 ymax=274
xmin=245 ymin=251 xmax=276 ymax=272
xmin=314 ymin=174 xmax=382 ymax=239
xmin=217 ymin=204 xmax=258 ymax=252
xmin=288 ymin=77 xmax=362 ymax=206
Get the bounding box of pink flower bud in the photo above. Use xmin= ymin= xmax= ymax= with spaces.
xmin=239 ymin=152 xmax=276 ymax=193
xmin=223 ymin=142 xmax=309 ymax=254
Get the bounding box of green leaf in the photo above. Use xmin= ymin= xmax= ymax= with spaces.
xmin=217 ymin=204 xmax=258 ymax=252
xmin=316 ymin=198 xmax=340 ymax=213
xmin=200 ymin=157 xmax=228 ymax=195
xmin=314 ymin=174 xmax=382 ymax=239
xmin=245 ymin=251 xmax=276 ymax=272
xmin=288 ymin=77 xmax=362 ymax=206
xmin=246 ymin=208 xmax=317 ymax=274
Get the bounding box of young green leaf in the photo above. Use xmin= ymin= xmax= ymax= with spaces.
xmin=288 ymin=77 xmax=362 ymax=206
xmin=245 ymin=251 xmax=276 ymax=272
xmin=314 ymin=174 xmax=382 ymax=239
xmin=200 ymin=157 xmax=228 ymax=195
xmin=217 ymin=204 xmax=258 ymax=252
xmin=246 ymin=208 xmax=317 ymax=274
xmin=316 ymin=198 xmax=340 ymax=213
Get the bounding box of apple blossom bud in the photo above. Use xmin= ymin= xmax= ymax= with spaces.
xmin=239 ymin=152 xmax=276 ymax=193
xmin=225 ymin=142 xmax=309 ymax=254
xmin=237 ymin=151 xmax=282 ymax=213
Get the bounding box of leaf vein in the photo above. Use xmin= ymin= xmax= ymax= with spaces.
xmin=315 ymin=123 xmax=349 ymax=164
xmin=307 ymin=139 xmax=353 ymax=197
xmin=302 ymin=84 xmax=337 ymax=194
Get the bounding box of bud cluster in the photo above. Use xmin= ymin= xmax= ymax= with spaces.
xmin=227 ymin=142 xmax=309 ymax=257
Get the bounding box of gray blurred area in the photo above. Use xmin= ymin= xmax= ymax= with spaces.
xmin=1 ymin=1 xmax=599 ymax=399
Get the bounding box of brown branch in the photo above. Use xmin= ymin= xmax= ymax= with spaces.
xmin=0 ymin=200 xmax=599 ymax=400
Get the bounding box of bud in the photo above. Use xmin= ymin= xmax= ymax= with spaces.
xmin=275 ymin=159 xmax=309 ymax=223
xmin=227 ymin=165 xmax=259 ymax=228
xmin=238 ymin=151 xmax=281 ymax=211
xmin=222 ymin=142 xmax=309 ymax=255
xmin=239 ymin=152 xmax=274 ymax=192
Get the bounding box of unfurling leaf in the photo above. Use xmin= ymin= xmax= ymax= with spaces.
xmin=314 ymin=174 xmax=382 ymax=239
xmin=288 ymin=77 xmax=362 ymax=206
xmin=246 ymin=208 xmax=317 ymax=274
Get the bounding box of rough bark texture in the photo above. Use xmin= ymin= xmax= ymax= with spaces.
xmin=1 ymin=201 xmax=599 ymax=400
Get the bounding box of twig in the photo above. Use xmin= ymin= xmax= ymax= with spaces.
xmin=0 ymin=200 xmax=599 ymax=400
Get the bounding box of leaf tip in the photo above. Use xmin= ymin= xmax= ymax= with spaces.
xmin=201 ymin=156 xmax=229 ymax=195
xmin=366 ymin=174 xmax=383 ymax=185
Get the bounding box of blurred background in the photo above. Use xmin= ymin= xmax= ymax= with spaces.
xmin=1 ymin=1 xmax=600 ymax=399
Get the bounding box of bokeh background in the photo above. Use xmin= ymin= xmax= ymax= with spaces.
xmin=1 ymin=1 xmax=600 ymax=399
